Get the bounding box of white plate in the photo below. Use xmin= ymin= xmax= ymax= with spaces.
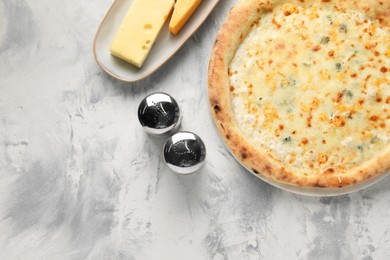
xmin=243 ymin=162 xmax=389 ymax=197
xmin=93 ymin=0 xmax=220 ymax=82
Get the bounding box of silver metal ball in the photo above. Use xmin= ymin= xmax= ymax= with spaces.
xmin=138 ymin=92 xmax=181 ymax=135
xmin=163 ymin=131 xmax=206 ymax=174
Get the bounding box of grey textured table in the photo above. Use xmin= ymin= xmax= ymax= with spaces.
xmin=1 ymin=0 xmax=390 ymax=259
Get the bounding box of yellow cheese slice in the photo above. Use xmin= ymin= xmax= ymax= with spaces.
xmin=169 ymin=0 xmax=202 ymax=35
xmin=109 ymin=0 xmax=174 ymax=68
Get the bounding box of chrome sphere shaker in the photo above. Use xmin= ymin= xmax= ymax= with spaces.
xmin=163 ymin=131 xmax=206 ymax=174
xmin=138 ymin=93 xmax=181 ymax=135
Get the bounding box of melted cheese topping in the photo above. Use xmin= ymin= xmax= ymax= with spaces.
xmin=229 ymin=3 xmax=390 ymax=175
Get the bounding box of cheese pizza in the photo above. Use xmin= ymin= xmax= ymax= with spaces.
xmin=208 ymin=0 xmax=390 ymax=187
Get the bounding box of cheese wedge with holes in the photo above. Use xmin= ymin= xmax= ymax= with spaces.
xmin=109 ymin=0 xmax=174 ymax=68
xmin=169 ymin=0 xmax=201 ymax=35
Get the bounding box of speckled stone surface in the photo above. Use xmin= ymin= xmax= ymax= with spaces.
xmin=1 ymin=0 xmax=390 ymax=259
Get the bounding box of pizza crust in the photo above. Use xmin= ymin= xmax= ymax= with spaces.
xmin=208 ymin=0 xmax=390 ymax=188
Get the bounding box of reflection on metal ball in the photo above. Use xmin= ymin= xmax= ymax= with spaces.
xmin=138 ymin=92 xmax=181 ymax=135
xmin=163 ymin=131 xmax=206 ymax=174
